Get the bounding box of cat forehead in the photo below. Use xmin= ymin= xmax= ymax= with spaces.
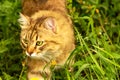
xmin=33 ymin=16 xmax=54 ymax=24
xmin=34 ymin=16 xmax=47 ymax=24
xmin=29 ymin=16 xmax=52 ymax=29
xmin=26 ymin=16 xmax=47 ymax=30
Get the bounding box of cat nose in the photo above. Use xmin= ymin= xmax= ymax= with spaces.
xmin=27 ymin=51 xmax=33 ymax=56
xmin=26 ymin=50 xmax=33 ymax=56
xmin=27 ymin=47 xmax=34 ymax=56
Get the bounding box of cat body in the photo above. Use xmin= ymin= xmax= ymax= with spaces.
xmin=22 ymin=0 xmax=67 ymax=16
xmin=19 ymin=0 xmax=75 ymax=80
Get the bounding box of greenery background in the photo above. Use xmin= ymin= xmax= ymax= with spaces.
xmin=0 ymin=0 xmax=120 ymax=80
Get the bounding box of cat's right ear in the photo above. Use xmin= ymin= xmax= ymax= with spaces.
xmin=18 ymin=13 xmax=30 ymax=29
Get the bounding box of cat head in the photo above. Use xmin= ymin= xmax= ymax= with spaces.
xmin=18 ymin=13 xmax=57 ymax=33
xmin=18 ymin=13 xmax=62 ymax=62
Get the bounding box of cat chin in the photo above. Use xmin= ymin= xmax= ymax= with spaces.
xmin=26 ymin=52 xmax=51 ymax=62
xmin=26 ymin=52 xmax=41 ymax=59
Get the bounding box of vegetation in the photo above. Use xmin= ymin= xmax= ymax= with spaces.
xmin=0 ymin=0 xmax=120 ymax=80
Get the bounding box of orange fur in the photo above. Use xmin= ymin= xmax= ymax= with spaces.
xmin=19 ymin=0 xmax=75 ymax=80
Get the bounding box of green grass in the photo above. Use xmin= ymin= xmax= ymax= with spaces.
xmin=0 ymin=0 xmax=120 ymax=80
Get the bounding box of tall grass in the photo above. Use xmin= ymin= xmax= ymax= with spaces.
xmin=0 ymin=0 xmax=23 ymax=80
xmin=0 ymin=0 xmax=120 ymax=80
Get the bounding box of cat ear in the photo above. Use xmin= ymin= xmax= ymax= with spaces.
xmin=44 ymin=17 xmax=56 ymax=33
xmin=18 ymin=13 xmax=30 ymax=29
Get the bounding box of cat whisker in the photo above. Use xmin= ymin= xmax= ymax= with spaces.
xmin=41 ymin=52 xmax=53 ymax=62
xmin=42 ymin=55 xmax=51 ymax=62
xmin=38 ymin=53 xmax=51 ymax=62
xmin=40 ymin=56 xmax=49 ymax=62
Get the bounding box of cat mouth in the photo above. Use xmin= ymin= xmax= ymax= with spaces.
xmin=26 ymin=51 xmax=52 ymax=62
xmin=26 ymin=51 xmax=42 ymax=59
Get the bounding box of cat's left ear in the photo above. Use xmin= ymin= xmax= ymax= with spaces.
xmin=18 ymin=13 xmax=30 ymax=29
xmin=44 ymin=17 xmax=57 ymax=33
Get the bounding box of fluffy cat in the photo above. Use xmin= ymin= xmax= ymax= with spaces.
xmin=19 ymin=0 xmax=75 ymax=80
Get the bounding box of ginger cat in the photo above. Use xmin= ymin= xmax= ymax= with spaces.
xmin=19 ymin=0 xmax=75 ymax=80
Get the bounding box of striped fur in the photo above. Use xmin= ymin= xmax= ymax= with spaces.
xmin=19 ymin=0 xmax=75 ymax=80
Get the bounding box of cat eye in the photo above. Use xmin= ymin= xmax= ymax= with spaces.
xmin=36 ymin=41 xmax=44 ymax=46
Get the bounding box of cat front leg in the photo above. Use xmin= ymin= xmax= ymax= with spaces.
xmin=27 ymin=70 xmax=51 ymax=80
